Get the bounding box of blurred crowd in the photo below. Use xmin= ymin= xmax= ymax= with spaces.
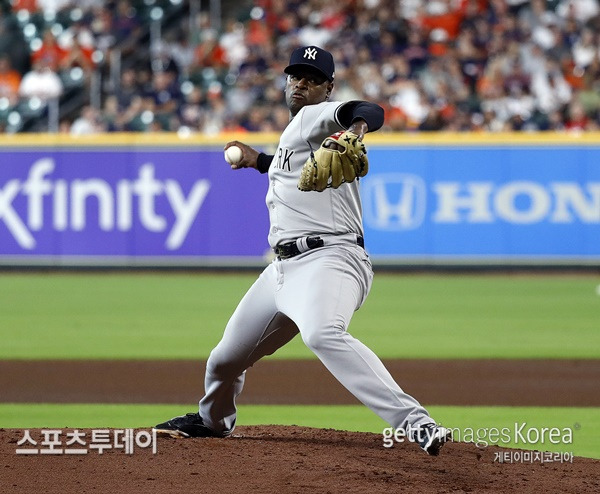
xmin=1 ymin=0 xmax=600 ymax=134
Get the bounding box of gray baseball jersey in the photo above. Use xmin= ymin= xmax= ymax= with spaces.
xmin=266 ymin=101 xmax=363 ymax=248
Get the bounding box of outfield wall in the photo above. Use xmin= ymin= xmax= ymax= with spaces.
xmin=0 ymin=132 xmax=599 ymax=267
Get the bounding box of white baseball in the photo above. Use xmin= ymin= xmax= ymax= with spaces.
xmin=225 ymin=145 xmax=243 ymax=165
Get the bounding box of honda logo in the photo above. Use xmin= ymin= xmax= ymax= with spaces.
xmin=362 ymin=174 xmax=426 ymax=230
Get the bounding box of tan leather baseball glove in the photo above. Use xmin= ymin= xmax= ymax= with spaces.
xmin=298 ymin=131 xmax=369 ymax=192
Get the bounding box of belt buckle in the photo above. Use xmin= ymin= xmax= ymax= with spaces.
xmin=275 ymin=241 xmax=295 ymax=260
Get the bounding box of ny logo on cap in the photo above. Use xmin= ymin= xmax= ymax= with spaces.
xmin=303 ymin=47 xmax=317 ymax=60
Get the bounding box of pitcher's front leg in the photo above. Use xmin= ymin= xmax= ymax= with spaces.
xmin=200 ymin=264 xmax=299 ymax=434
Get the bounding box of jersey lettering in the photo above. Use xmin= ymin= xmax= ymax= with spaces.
xmin=275 ymin=148 xmax=294 ymax=172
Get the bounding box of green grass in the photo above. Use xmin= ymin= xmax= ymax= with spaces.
xmin=0 ymin=404 xmax=597 ymax=458
xmin=0 ymin=273 xmax=599 ymax=359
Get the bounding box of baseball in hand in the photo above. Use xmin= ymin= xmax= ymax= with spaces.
xmin=225 ymin=145 xmax=243 ymax=165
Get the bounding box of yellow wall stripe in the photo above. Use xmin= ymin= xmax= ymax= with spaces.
xmin=1 ymin=131 xmax=600 ymax=148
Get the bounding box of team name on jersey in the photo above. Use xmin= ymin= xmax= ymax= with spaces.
xmin=275 ymin=148 xmax=294 ymax=172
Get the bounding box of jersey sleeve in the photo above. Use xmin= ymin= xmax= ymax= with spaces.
xmin=298 ymin=100 xmax=384 ymax=143
xmin=336 ymin=101 xmax=385 ymax=132
xmin=257 ymin=153 xmax=274 ymax=174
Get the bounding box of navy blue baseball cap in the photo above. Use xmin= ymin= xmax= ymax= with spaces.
xmin=284 ymin=46 xmax=335 ymax=82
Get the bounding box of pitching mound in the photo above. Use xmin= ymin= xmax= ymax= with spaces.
xmin=2 ymin=426 xmax=599 ymax=493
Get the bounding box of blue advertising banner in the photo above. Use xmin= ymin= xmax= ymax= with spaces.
xmin=0 ymin=146 xmax=270 ymax=263
xmin=0 ymin=134 xmax=599 ymax=266
xmin=361 ymin=145 xmax=600 ymax=263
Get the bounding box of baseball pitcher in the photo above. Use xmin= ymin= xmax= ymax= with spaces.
xmin=154 ymin=46 xmax=451 ymax=456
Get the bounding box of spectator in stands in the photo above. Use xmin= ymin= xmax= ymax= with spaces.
xmin=578 ymin=54 xmax=600 ymax=119
xmin=117 ymin=94 xmax=143 ymax=131
xmin=219 ymin=20 xmax=248 ymax=72
xmin=18 ymin=57 xmax=64 ymax=102
xmin=36 ymin=0 xmax=71 ymax=16
xmin=146 ymin=70 xmax=182 ymax=129
xmin=88 ymin=4 xmax=115 ymax=52
xmin=225 ymin=74 xmax=258 ymax=120
xmin=112 ymin=0 xmax=141 ymax=41
xmin=10 ymin=0 xmax=37 ymax=13
xmin=565 ymin=99 xmax=593 ymax=130
xmin=100 ymin=94 xmax=122 ymax=131
xmin=191 ymin=30 xmax=228 ymax=81
xmin=481 ymin=107 xmax=504 ymax=132
xmin=11 ymin=0 xmax=600 ymax=134
xmin=556 ymin=0 xmax=600 ymax=24
xmin=179 ymin=85 xmax=205 ymax=131
xmin=70 ymin=105 xmax=104 ymax=134
xmin=417 ymin=0 xmax=465 ymax=46
xmin=77 ymin=0 xmax=105 ymax=12
xmin=111 ymin=0 xmax=142 ymax=56
xmin=0 ymin=55 xmax=22 ymax=105
xmin=134 ymin=66 xmax=153 ymax=97
xmin=402 ymin=27 xmax=430 ymax=75
xmin=571 ymin=28 xmax=599 ymax=68
xmin=32 ymin=30 xmax=67 ymax=72
xmin=531 ymin=59 xmax=572 ymax=115
xmin=59 ymin=19 xmax=96 ymax=56
xmin=239 ymin=106 xmax=268 ymax=132
xmin=114 ymin=67 xmax=139 ymax=110
xmin=60 ymin=38 xmax=95 ymax=79
xmin=201 ymin=83 xmax=226 ymax=135
xmin=163 ymin=30 xmax=195 ymax=78
xmin=149 ymin=34 xmax=180 ymax=75
xmin=0 ymin=9 xmax=30 ymax=75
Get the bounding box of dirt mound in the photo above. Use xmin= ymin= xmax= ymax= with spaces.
xmin=2 ymin=426 xmax=599 ymax=493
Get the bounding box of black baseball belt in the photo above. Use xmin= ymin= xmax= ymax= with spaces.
xmin=274 ymin=235 xmax=364 ymax=260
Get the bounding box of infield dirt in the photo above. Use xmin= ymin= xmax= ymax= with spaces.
xmin=1 ymin=358 xmax=599 ymax=406
xmin=2 ymin=358 xmax=599 ymax=492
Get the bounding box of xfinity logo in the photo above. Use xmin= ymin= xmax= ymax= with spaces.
xmin=363 ymin=175 xmax=600 ymax=229
xmin=0 ymin=158 xmax=211 ymax=250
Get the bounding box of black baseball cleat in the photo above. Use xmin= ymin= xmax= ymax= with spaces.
xmin=415 ymin=423 xmax=452 ymax=456
xmin=153 ymin=412 xmax=223 ymax=438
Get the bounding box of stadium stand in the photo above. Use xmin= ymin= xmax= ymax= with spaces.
xmin=0 ymin=0 xmax=598 ymax=134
